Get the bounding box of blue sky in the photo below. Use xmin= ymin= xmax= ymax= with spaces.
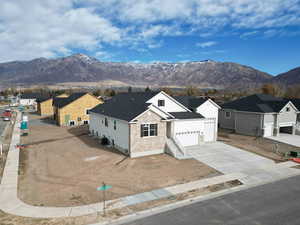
xmin=0 ymin=0 xmax=300 ymax=75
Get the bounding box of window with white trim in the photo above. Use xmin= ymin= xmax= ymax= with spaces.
xmin=286 ymin=107 xmax=290 ymax=112
xmin=158 ymin=99 xmax=165 ymax=107
xmin=141 ymin=124 xmax=158 ymax=137
xmin=105 ymin=118 xmax=108 ymax=127
xmin=225 ymin=111 xmax=231 ymax=119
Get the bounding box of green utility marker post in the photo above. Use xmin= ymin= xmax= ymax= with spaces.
xmin=97 ymin=182 xmax=112 ymax=216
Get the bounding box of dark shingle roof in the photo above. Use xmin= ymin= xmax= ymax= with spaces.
xmin=36 ymin=96 xmax=51 ymax=103
xmin=37 ymin=93 xmax=69 ymax=103
xmin=222 ymin=94 xmax=291 ymax=113
xmin=20 ymin=93 xmax=49 ymax=100
xmin=53 ymin=93 xmax=88 ymax=108
xmin=174 ymin=96 xmax=207 ymax=109
xmin=169 ymin=112 xmax=204 ymax=119
xmin=287 ymin=98 xmax=300 ymax=111
xmin=90 ymin=92 xmax=159 ymax=122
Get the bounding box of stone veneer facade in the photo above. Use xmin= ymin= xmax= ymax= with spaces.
xmin=129 ymin=109 xmax=167 ymax=157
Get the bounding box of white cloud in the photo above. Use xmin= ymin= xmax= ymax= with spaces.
xmin=0 ymin=0 xmax=122 ymax=62
xmin=86 ymin=0 xmax=300 ymax=28
xmin=196 ymin=41 xmax=218 ymax=48
xmin=240 ymin=31 xmax=259 ymax=39
xmin=0 ymin=0 xmax=300 ymax=62
xmin=199 ymin=49 xmax=227 ymax=55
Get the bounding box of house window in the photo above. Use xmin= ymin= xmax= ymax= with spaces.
xmin=78 ymin=117 xmax=81 ymax=121
xmin=105 ymin=118 xmax=108 ymax=127
xmin=84 ymin=120 xmax=89 ymax=125
xmin=114 ymin=120 xmax=116 ymax=130
xmin=158 ymin=99 xmax=165 ymax=107
xmin=286 ymin=107 xmax=290 ymax=112
xmin=225 ymin=111 xmax=231 ymax=119
xmin=141 ymin=124 xmax=158 ymax=137
xmin=69 ymin=121 xmax=75 ymax=126
xmin=86 ymin=109 xmax=89 ymax=115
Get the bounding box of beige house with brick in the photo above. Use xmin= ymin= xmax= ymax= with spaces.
xmin=53 ymin=93 xmax=103 ymax=126
xmin=89 ymin=91 xmax=219 ymax=158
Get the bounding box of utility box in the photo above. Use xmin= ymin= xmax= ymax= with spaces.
xmin=22 ymin=115 xmax=28 ymax=122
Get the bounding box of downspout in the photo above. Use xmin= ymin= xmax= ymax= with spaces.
xmin=128 ymin=123 xmax=131 ymax=157
xmin=261 ymin=114 xmax=264 ymax=137
xmin=234 ymin=111 xmax=237 ymax=132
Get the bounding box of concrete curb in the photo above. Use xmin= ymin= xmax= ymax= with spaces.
xmin=91 ymin=172 xmax=300 ymax=225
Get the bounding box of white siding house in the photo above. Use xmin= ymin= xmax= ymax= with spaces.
xmin=146 ymin=92 xmax=188 ymax=112
xmin=19 ymin=98 xmax=37 ymax=106
xmin=195 ymin=99 xmax=220 ymax=133
xmin=89 ymin=91 xmax=219 ymax=159
xmin=89 ymin=112 xmax=129 ymax=154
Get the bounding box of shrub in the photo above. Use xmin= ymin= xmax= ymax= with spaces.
xmin=101 ymin=137 xmax=110 ymax=145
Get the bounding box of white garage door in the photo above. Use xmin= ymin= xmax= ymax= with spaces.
xmin=175 ymin=131 xmax=200 ymax=147
xmin=175 ymin=119 xmax=216 ymax=146
xmin=264 ymin=125 xmax=273 ymax=137
xmin=204 ymin=121 xmax=215 ymax=142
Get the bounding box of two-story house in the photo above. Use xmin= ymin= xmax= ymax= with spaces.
xmin=89 ymin=91 xmax=220 ymax=158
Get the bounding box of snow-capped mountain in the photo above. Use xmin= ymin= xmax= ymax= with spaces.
xmin=0 ymin=53 xmax=274 ymax=89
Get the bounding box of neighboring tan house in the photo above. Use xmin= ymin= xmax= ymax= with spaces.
xmin=219 ymin=94 xmax=299 ymax=137
xmin=89 ymin=91 xmax=219 ymax=158
xmin=53 ymin=93 xmax=103 ymax=126
xmin=36 ymin=93 xmax=69 ymax=116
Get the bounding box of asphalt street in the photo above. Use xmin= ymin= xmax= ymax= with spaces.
xmin=0 ymin=108 xmax=8 ymax=137
xmin=123 ymin=175 xmax=300 ymax=225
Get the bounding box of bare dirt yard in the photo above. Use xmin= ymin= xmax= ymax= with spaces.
xmin=0 ymin=180 xmax=241 ymax=225
xmin=18 ymin=115 xmax=219 ymax=207
xmin=218 ymin=129 xmax=300 ymax=162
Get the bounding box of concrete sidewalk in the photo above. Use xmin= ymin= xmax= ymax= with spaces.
xmin=0 ymin=112 xmax=245 ymax=218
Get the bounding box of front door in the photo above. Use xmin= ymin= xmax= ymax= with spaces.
xmin=166 ymin=122 xmax=171 ymax=138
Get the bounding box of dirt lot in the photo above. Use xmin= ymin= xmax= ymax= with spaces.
xmin=218 ymin=129 xmax=300 ymax=162
xmin=18 ymin=115 xmax=218 ymax=207
xmin=1 ymin=180 xmax=241 ymax=225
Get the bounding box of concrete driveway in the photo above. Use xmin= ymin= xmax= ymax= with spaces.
xmin=267 ymin=133 xmax=300 ymax=147
xmin=186 ymin=142 xmax=300 ymax=185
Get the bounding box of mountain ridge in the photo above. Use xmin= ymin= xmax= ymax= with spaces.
xmin=0 ymin=53 xmax=296 ymax=89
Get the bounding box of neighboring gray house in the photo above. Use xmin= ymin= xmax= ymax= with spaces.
xmin=219 ymin=94 xmax=300 ymax=137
